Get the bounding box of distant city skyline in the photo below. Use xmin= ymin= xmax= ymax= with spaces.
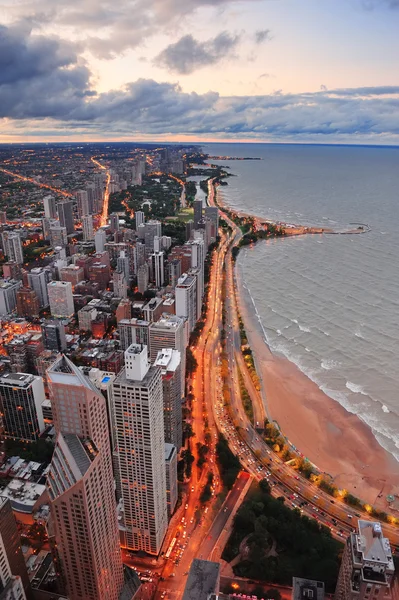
xmin=1 ymin=0 xmax=399 ymax=144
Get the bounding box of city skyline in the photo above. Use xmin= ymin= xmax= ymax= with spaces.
xmin=1 ymin=0 xmax=399 ymax=144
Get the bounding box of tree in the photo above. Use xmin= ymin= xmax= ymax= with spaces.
xmin=265 ymin=589 xmax=281 ymax=600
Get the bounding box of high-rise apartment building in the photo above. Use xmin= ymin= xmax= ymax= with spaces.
xmin=94 ymin=228 xmax=106 ymax=253
xmin=49 ymin=222 xmax=68 ymax=248
xmin=57 ymin=200 xmax=74 ymax=235
xmin=76 ymin=190 xmax=90 ymax=218
xmin=43 ymin=195 xmax=58 ymax=220
xmin=175 ymin=272 xmax=197 ymax=332
xmin=82 ymin=214 xmax=94 ymax=241
xmin=109 ymin=213 xmax=120 ymax=233
xmin=46 ymin=356 xmax=125 ymax=600
xmin=335 ymin=520 xmax=395 ymax=600
xmin=150 ymin=251 xmax=165 ymax=288
xmin=137 ymin=264 xmax=149 ymax=295
xmin=135 ymin=211 xmax=145 ymax=229
xmin=48 ymin=281 xmax=74 ymax=318
xmin=117 ymin=251 xmax=130 ymax=281
xmin=0 ymin=497 xmax=30 ymax=599
xmin=110 ymin=344 xmax=168 ymax=555
xmin=60 ymin=265 xmax=84 ymax=290
xmin=154 ymin=349 xmax=182 ymax=451
xmin=28 ymin=267 xmax=51 ymax=308
xmin=41 ymin=320 xmax=67 ymax=352
xmin=144 ymin=220 xmax=162 ymax=251
xmin=0 ymin=280 xmax=22 ymax=316
xmin=118 ymin=318 xmax=150 ymax=351
xmin=0 ymin=373 xmax=45 ymax=442
xmin=193 ymin=198 xmax=203 ymax=229
xmin=16 ymin=287 xmax=40 ymax=318
xmin=149 ymin=314 xmax=186 ymax=395
xmin=113 ymin=270 xmax=127 ymax=299
xmin=2 ymin=232 xmax=24 ymax=265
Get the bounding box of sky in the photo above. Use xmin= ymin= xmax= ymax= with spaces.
xmin=0 ymin=0 xmax=399 ymax=143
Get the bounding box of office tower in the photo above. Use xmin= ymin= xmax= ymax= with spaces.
xmin=46 ymin=356 xmax=125 ymax=600
xmin=60 ymin=265 xmax=84 ymax=290
xmin=334 ymin=520 xmax=395 ymax=600
xmin=76 ymin=190 xmax=89 ymax=218
xmin=149 ymin=314 xmax=186 ymax=395
xmin=175 ymin=272 xmax=197 ymax=332
xmin=168 ymin=259 xmax=182 ymax=288
xmin=95 ymin=228 xmax=106 ymax=253
xmin=116 ymin=299 xmax=131 ymax=323
xmin=137 ymin=264 xmax=149 ymax=294
xmin=135 ymin=211 xmax=144 ymax=229
xmin=164 ymin=444 xmax=178 ymax=518
xmin=82 ymin=214 xmax=94 ymax=241
xmin=28 ymin=267 xmax=51 ymax=308
xmin=193 ymin=198 xmax=203 ymax=229
xmin=205 ymin=206 xmax=219 ymax=239
xmin=292 ymin=578 xmax=325 ymax=600
xmin=183 ymin=559 xmax=220 ymax=600
xmin=0 ymin=497 xmax=30 ymax=599
xmin=154 ymin=349 xmax=182 ymax=451
xmin=185 ymin=220 xmax=194 ymax=241
xmin=2 ymin=232 xmax=23 ymax=265
xmin=117 ymin=251 xmax=130 ymax=282
xmin=41 ymin=320 xmax=67 ymax=352
xmin=0 ymin=279 xmax=22 ymax=316
xmin=144 ymin=220 xmax=162 ymax=251
xmin=150 ymin=251 xmax=165 ymax=288
xmin=43 ymin=194 xmax=57 ymax=219
xmin=16 ymin=287 xmax=40 ymax=318
xmin=49 ymin=222 xmax=68 ymax=249
xmin=113 ymin=270 xmax=127 ymax=299
xmin=118 ymin=318 xmax=150 ymax=351
xmin=57 ymin=200 xmax=74 ymax=234
xmin=48 ymin=281 xmax=74 ymax=318
xmin=0 ymin=372 xmax=45 ymax=442
xmin=110 ymin=344 xmax=168 ymax=555
xmin=109 ymin=213 xmax=120 ymax=233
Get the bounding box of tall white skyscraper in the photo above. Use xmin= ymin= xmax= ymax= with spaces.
xmin=110 ymin=344 xmax=168 ymax=555
xmin=48 ymin=280 xmax=74 ymax=318
xmin=43 ymin=195 xmax=58 ymax=219
xmin=28 ymin=267 xmax=51 ymax=308
xmin=149 ymin=314 xmax=187 ymax=396
xmin=82 ymin=214 xmax=94 ymax=241
xmin=175 ymin=272 xmax=197 ymax=332
xmin=2 ymin=232 xmax=23 ymax=264
xmin=150 ymin=251 xmax=165 ymax=288
xmin=95 ymin=228 xmax=106 ymax=253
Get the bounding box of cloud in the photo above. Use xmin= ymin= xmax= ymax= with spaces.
xmin=3 ymin=0 xmax=263 ymax=57
xmin=155 ymin=32 xmax=240 ymax=74
xmin=362 ymin=0 xmax=399 ymax=8
xmin=255 ymin=29 xmax=271 ymax=44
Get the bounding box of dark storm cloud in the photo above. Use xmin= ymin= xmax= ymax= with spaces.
xmin=155 ymin=32 xmax=240 ymax=74
xmin=255 ymin=29 xmax=271 ymax=44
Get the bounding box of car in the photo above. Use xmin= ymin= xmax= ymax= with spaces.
xmin=223 ymin=507 xmax=228 ymax=512
xmin=347 ymin=514 xmax=353 ymax=519
xmin=191 ymin=486 xmax=195 ymax=492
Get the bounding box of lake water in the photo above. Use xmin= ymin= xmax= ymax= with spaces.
xmin=203 ymin=142 xmax=399 ymax=461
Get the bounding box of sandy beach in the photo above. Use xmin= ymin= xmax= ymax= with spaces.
xmin=235 ymin=259 xmax=399 ymax=509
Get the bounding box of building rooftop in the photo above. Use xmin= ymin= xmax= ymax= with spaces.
xmin=47 ymin=355 xmax=100 ymax=394
xmin=126 ymin=343 xmax=144 ymax=355
xmin=0 ymin=372 xmax=35 ymax=387
xmin=152 ymin=314 xmax=183 ymax=329
xmin=357 ymin=520 xmax=393 ymax=566
xmin=182 ymin=559 xmax=220 ymax=600
xmin=154 ymin=348 xmax=181 ymax=373
xmin=292 ymin=577 xmax=325 ymax=600
xmin=2 ymin=479 xmax=46 ymax=512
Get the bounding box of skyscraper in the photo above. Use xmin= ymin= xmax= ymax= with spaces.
xmin=193 ymin=198 xmax=203 ymax=229
xmin=49 ymin=221 xmax=68 ymax=248
xmin=334 ymin=520 xmax=395 ymax=600
xmin=144 ymin=220 xmax=162 ymax=251
xmin=57 ymin=200 xmax=74 ymax=235
xmin=117 ymin=251 xmax=130 ymax=282
xmin=76 ymin=190 xmax=90 ymax=218
xmin=48 ymin=281 xmax=74 ymax=318
xmin=0 ymin=497 xmax=30 ymax=599
xmin=175 ymin=272 xmax=197 ymax=332
xmin=2 ymin=232 xmax=23 ymax=265
xmin=137 ymin=263 xmax=149 ymax=294
xmin=110 ymin=344 xmax=168 ymax=555
xmin=28 ymin=267 xmax=51 ymax=308
xmin=0 ymin=280 xmax=22 ymax=316
xmin=135 ymin=211 xmax=144 ymax=229
xmin=16 ymin=287 xmax=40 ymax=318
xmin=41 ymin=320 xmax=67 ymax=352
xmin=43 ymin=195 xmax=58 ymax=220
xmin=164 ymin=444 xmax=178 ymax=518
xmin=109 ymin=213 xmax=120 ymax=233
xmin=46 ymin=355 xmax=125 ymax=600
xmin=0 ymin=372 xmax=45 ymax=442
xmin=150 ymin=251 xmax=165 ymax=287
xmin=95 ymin=228 xmax=106 ymax=253
xmin=149 ymin=314 xmax=186 ymax=395
xmin=118 ymin=318 xmax=150 ymax=351
xmin=82 ymin=214 xmax=94 ymax=241
xmin=154 ymin=349 xmax=182 ymax=451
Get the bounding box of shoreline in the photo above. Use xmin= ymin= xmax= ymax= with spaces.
xmin=214 ymin=184 xmax=399 ymax=508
